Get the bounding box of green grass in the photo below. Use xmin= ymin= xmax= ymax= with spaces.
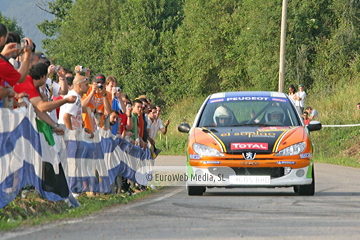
xmin=0 ymin=189 xmax=158 ymax=232
xmin=155 ymin=95 xmax=205 ymax=155
xmin=314 ymin=156 xmax=360 ymax=168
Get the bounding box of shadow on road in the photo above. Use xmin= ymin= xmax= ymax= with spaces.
xmin=202 ymin=190 xmax=360 ymax=197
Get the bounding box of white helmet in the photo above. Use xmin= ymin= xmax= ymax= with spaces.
xmin=213 ymin=106 xmax=233 ymax=126
xmin=265 ymin=106 xmax=285 ymax=123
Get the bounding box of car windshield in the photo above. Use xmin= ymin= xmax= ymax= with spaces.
xmin=197 ymin=94 xmax=301 ymax=127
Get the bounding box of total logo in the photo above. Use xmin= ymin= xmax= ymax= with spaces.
xmin=231 ymin=142 xmax=268 ymax=150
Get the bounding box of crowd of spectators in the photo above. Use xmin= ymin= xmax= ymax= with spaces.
xmin=0 ymin=23 xmax=170 ymax=196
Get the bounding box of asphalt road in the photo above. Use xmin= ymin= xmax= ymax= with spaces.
xmin=2 ymin=155 xmax=360 ymax=240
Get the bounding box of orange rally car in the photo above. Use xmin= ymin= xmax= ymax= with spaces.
xmin=178 ymin=91 xmax=321 ymax=196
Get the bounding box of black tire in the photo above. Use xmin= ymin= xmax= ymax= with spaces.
xmin=188 ymin=186 xmax=205 ymax=196
xmin=297 ymin=167 xmax=315 ymax=196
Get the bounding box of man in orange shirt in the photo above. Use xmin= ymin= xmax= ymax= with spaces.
xmin=81 ymin=74 xmax=112 ymax=131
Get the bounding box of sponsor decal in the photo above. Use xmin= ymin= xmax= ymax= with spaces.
xmin=242 ymin=152 xmax=256 ymax=160
xmin=202 ymin=161 xmax=221 ymax=164
xmin=277 ymin=161 xmax=296 ymax=165
xmin=190 ymin=154 xmax=201 ymax=159
xmin=236 ymin=131 xmax=276 ymax=138
xmin=209 ymin=99 xmax=225 ymax=103
xmin=220 ymin=131 xmax=276 ymax=137
xmin=272 ymin=98 xmax=287 ymax=102
xmin=226 ymin=97 xmax=269 ymax=101
xmin=241 ymin=161 xmax=260 ymax=166
xmin=300 ymin=153 xmax=311 ymax=158
xmin=231 ymin=142 xmax=268 ymax=150
xmin=258 ymin=127 xmax=288 ymax=131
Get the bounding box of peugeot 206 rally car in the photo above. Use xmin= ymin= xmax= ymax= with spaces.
xmin=178 ymin=91 xmax=321 ymax=196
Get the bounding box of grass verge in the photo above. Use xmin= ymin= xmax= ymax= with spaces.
xmin=314 ymin=156 xmax=360 ymax=168
xmin=0 ymin=188 xmax=159 ymax=232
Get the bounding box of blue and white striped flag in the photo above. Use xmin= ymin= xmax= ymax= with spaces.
xmin=0 ymin=104 xmax=154 ymax=209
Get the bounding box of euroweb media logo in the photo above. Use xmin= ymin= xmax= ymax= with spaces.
xmin=135 ymin=166 xmax=237 ymax=187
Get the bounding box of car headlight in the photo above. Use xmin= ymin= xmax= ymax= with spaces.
xmin=274 ymin=142 xmax=306 ymax=156
xmin=193 ymin=143 xmax=225 ymax=157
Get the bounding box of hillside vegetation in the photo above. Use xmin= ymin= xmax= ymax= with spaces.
xmin=35 ymin=0 xmax=360 ymax=106
xmin=35 ymin=0 xmax=360 ymax=166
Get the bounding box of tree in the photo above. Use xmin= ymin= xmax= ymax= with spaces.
xmin=44 ymin=0 xmax=183 ymax=105
xmin=172 ymin=0 xmax=241 ymax=97
xmin=36 ymin=0 xmax=74 ymax=51
xmin=0 ymin=12 xmax=24 ymax=36
xmin=107 ymin=0 xmax=183 ymax=104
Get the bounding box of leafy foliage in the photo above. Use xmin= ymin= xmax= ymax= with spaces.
xmin=0 ymin=12 xmax=24 ymax=36
xmin=37 ymin=0 xmax=74 ymax=38
xmin=36 ymin=0 xmax=360 ymax=107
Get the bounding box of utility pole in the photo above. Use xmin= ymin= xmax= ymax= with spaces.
xmin=278 ymin=0 xmax=288 ymax=93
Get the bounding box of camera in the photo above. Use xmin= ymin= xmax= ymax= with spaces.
xmin=97 ymin=83 xmax=103 ymax=89
xmin=16 ymin=39 xmax=26 ymax=50
xmin=53 ymin=66 xmax=60 ymax=72
xmin=79 ymin=66 xmax=88 ymax=73
xmin=115 ymin=87 xmax=121 ymax=92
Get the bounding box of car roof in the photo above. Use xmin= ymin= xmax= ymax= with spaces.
xmin=209 ymin=91 xmax=287 ymax=99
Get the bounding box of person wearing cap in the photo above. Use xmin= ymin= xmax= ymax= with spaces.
xmin=294 ymin=84 xmax=306 ymax=114
xmin=58 ymin=76 xmax=92 ymax=136
xmin=13 ymin=62 xmax=77 ymax=135
xmin=81 ymin=74 xmax=112 ymax=131
xmin=35 ymin=52 xmax=47 ymax=60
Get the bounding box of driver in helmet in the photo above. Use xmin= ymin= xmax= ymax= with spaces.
xmin=213 ymin=106 xmax=233 ymax=127
xmin=265 ymin=106 xmax=284 ymax=126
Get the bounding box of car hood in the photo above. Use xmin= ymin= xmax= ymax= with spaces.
xmin=194 ymin=126 xmax=304 ymax=154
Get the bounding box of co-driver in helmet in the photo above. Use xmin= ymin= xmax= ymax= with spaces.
xmin=265 ymin=106 xmax=284 ymax=126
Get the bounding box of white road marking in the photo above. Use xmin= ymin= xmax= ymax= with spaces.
xmin=0 ymin=187 xmax=184 ymax=240
xmin=121 ymin=187 xmax=184 ymax=210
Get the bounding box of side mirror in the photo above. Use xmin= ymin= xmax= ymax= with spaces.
xmin=307 ymin=121 xmax=322 ymax=132
xmin=178 ymin=123 xmax=191 ymax=133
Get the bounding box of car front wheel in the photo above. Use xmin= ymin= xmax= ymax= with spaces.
xmin=187 ymin=186 xmax=205 ymax=196
xmin=295 ymin=167 xmax=315 ymax=196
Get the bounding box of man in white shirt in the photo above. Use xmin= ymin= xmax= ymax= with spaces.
xmin=294 ymin=84 xmax=306 ymax=114
xmin=59 ymin=76 xmax=91 ymax=134
xmin=147 ymin=105 xmax=170 ymax=143
xmin=148 ymin=106 xmax=158 ymax=145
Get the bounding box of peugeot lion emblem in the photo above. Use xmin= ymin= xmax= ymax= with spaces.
xmin=243 ymin=152 xmax=256 ymax=160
